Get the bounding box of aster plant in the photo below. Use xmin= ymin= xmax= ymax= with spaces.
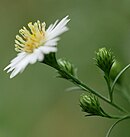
xmin=4 ymin=16 xmax=130 ymax=137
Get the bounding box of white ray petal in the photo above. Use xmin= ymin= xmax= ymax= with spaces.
xmin=4 ymin=52 xmax=27 ymax=71
xmin=9 ymin=54 xmax=31 ymax=78
xmin=40 ymin=46 xmax=57 ymax=54
xmin=10 ymin=67 xmax=22 ymax=78
xmin=46 ymin=20 xmax=59 ymax=33
xmin=44 ymin=38 xmax=60 ymax=47
xmin=36 ymin=49 xmax=44 ymax=61
xmin=46 ymin=16 xmax=70 ymax=40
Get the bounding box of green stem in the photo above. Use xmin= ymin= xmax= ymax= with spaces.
xmin=116 ymin=85 xmax=130 ymax=104
xmin=100 ymin=107 xmax=123 ymax=119
xmin=104 ymin=75 xmax=112 ymax=102
xmin=42 ymin=55 xmax=127 ymax=113
xmin=106 ymin=115 xmax=130 ymax=137
xmin=57 ymin=68 xmax=126 ymax=113
xmin=111 ymin=64 xmax=130 ymax=97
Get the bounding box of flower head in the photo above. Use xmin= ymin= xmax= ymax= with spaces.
xmin=4 ymin=16 xmax=70 ymax=78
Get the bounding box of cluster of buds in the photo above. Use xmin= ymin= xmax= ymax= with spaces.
xmin=95 ymin=48 xmax=115 ymax=76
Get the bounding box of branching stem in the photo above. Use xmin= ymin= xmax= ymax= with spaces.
xmin=106 ymin=115 xmax=130 ymax=137
xmin=111 ymin=64 xmax=130 ymax=98
xmin=57 ymin=67 xmax=127 ymax=113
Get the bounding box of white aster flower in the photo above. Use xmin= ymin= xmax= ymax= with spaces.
xmin=4 ymin=16 xmax=70 ymax=78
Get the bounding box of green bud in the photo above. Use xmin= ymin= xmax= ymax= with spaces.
xmin=95 ymin=47 xmax=115 ymax=76
xmin=80 ymin=94 xmax=109 ymax=117
xmin=110 ymin=60 xmax=122 ymax=84
xmin=57 ymin=59 xmax=77 ymax=79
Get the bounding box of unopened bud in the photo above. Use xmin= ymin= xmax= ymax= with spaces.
xmin=110 ymin=60 xmax=122 ymax=84
xmin=58 ymin=59 xmax=77 ymax=79
xmin=95 ymin=47 xmax=115 ymax=76
xmin=80 ymin=94 xmax=108 ymax=117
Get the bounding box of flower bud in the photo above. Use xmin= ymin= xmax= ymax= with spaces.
xmin=57 ymin=59 xmax=77 ymax=79
xmin=110 ymin=60 xmax=122 ymax=84
xmin=95 ymin=48 xmax=115 ymax=76
xmin=80 ymin=94 xmax=108 ymax=117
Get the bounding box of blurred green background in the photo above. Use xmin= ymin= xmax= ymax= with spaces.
xmin=1 ymin=0 xmax=130 ymax=137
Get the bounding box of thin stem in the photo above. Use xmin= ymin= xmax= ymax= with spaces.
xmin=116 ymin=85 xmax=130 ymax=104
xmin=106 ymin=115 xmax=130 ymax=137
xmin=104 ymin=75 xmax=112 ymax=102
xmin=42 ymin=56 xmax=127 ymax=113
xmin=111 ymin=64 xmax=130 ymax=97
xmin=57 ymin=68 xmax=127 ymax=113
xmin=85 ymin=114 xmax=122 ymax=119
xmin=100 ymin=107 xmax=121 ymax=119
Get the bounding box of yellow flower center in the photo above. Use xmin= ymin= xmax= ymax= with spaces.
xmin=15 ymin=20 xmax=46 ymax=53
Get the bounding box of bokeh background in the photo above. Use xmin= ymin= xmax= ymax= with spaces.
xmin=0 ymin=0 xmax=130 ymax=137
